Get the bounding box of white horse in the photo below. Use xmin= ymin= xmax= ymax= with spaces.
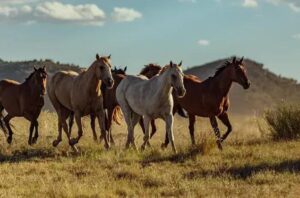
xmin=116 ymin=61 xmax=186 ymax=153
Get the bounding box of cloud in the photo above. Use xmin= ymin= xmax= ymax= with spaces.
xmin=178 ymin=0 xmax=197 ymax=3
xmin=243 ymin=0 xmax=258 ymax=8
xmin=266 ymin=0 xmax=300 ymax=12
xmin=0 ymin=0 xmax=40 ymax=5
xmin=36 ymin=2 xmax=106 ymax=26
xmin=292 ymin=34 xmax=300 ymax=40
xmin=197 ymin=39 xmax=210 ymax=46
xmin=112 ymin=7 xmax=142 ymax=22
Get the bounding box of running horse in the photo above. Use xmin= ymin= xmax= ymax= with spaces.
xmin=116 ymin=61 xmax=186 ymax=153
xmin=0 ymin=66 xmax=47 ymax=145
xmin=47 ymin=54 xmax=114 ymax=150
xmin=157 ymin=57 xmax=251 ymax=150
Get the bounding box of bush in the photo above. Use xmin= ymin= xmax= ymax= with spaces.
xmin=264 ymin=103 xmax=300 ymax=140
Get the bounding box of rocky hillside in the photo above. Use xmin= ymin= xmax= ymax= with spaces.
xmin=185 ymin=58 xmax=300 ymax=114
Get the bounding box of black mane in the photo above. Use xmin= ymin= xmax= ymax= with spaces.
xmin=214 ymin=61 xmax=231 ymax=77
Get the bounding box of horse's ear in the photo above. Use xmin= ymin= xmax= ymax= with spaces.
xmin=239 ymin=56 xmax=244 ymax=64
xmin=178 ymin=61 xmax=182 ymax=67
xmin=124 ymin=66 xmax=127 ymax=72
xmin=43 ymin=65 xmax=46 ymax=71
xmin=232 ymin=57 xmax=236 ymax=64
xmin=170 ymin=61 xmax=173 ymax=67
xmin=96 ymin=54 xmax=100 ymax=60
xmin=108 ymin=54 xmax=111 ymax=59
xmin=34 ymin=66 xmax=37 ymax=71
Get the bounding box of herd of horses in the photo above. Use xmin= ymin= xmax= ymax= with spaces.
xmin=0 ymin=54 xmax=250 ymax=153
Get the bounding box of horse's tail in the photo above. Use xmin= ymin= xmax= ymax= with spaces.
xmin=176 ymin=105 xmax=188 ymax=118
xmin=112 ymin=106 xmax=123 ymax=125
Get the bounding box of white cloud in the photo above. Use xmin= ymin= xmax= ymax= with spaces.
xmin=112 ymin=7 xmax=142 ymax=22
xmin=36 ymin=2 xmax=106 ymax=26
xmin=292 ymin=34 xmax=300 ymax=40
xmin=266 ymin=0 xmax=300 ymax=12
xmin=178 ymin=0 xmax=197 ymax=3
xmin=197 ymin=39 xmax=210 ymax=46
xmin=243 ymin=0 xmax=258 ymax=8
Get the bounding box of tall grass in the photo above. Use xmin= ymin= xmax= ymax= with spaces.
xmin=264 ymin=103 xmax=300 ymax=140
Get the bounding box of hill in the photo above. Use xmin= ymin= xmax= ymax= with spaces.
xmin=185 ymin=58 xmax=300 ymax=114
xmin=0 ymin=57 xmax=299 ymax=114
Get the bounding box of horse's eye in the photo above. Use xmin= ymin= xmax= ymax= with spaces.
xmin=100 ymin=66 xmax=104 ymax=70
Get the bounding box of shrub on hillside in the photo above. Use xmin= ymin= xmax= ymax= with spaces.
xmin=264 ymin=103 xmax=300 ymax=140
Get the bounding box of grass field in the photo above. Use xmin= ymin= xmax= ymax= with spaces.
xmin=0 ymin=112 xmax=299 ymax=197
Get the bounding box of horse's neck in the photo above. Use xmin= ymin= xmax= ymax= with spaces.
xmin=82 ymin=64 xmax=101 ymax=96
xmin=153 ymin=71 xmax=172 ymax=99
xmin=23 ymin=79 xmax=41 ymax=98
xmin=211 ymin=71 xmax=233 ymax=98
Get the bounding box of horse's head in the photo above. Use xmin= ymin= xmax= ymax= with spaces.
xmin=167 ymin=61 xmax=186 ymax=98
xmin=112 ymin=66 xmax=127 ymax=75
xmin=228 ymin=57 xmax=251 ymax=89
xmin=32 ymin=66 xmax=47 ymax=95
xmin=140 ymin=64 xmax=162 ymax=79
xmin=95 ymin=54 xmax=114 ymax=89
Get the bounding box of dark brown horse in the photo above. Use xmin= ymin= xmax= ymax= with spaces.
xmin=0 ymin=67 xmax=47 ymax=145
xmin=68 ymin=66 xmax=126 ymax=144
xmin=159 ymin=57 xmax=251 ymax=150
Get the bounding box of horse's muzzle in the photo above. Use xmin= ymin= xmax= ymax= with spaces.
xmin=175 ymin=87 xmax=186 ymax=98
xmin=105 ymin=78 xmax=114 ymax=89
xmin=243 ymin=81 xmax=251 ymax=90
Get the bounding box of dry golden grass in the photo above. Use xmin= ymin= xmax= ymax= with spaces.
xmin=0 ymin=112 xmax=299 ymax=197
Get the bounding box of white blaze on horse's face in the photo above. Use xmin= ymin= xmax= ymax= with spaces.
xmin=169 ymin=61 xmax=186 ymax=98
xmin=95 ymin=54 xmax=114 ymax=89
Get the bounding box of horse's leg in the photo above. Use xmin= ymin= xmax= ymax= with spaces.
xmin=3 ymin=115 xmax=13 ymax=144
xmin=52 ymin=118 xmax=63 ymax=147
xmin=68 ymin=112 xmax=74 ymax=136
xmin=32 ymin=120 xmax=39 ymax=144
xmin=149 ymin=119 xmax=157 ymax=138
xmin=209 ymin=116 xmax=223 ymax=150
xmin=28 ymin=121 xmax=35 ymax=145
xmin=218 ymin=113 xmax=232 ymax=142
xmin=139 ymin=118 xmax=145 ymax=134
xmin=164 ymin=114 xmax=176 ymax=153
xmin=90 ymin=113 xmax=97 ymax=142
xmin=129 ymin=112 xmax=140 ymax=150
xmin=188 ymin=114 xmax=196 ymax=145
xmin=107 ymin=107 xmax=115 ymax=145
xmin=97 ymin=109 xmax=110 ymax=149
xmin=141 ymin=116 xmax=151 ymax=150
xmin=69 ymin=112 xmax=83 ymax=146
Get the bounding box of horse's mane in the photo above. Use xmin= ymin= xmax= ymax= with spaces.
xmin=214 ymin=61 xmax=231 ymax=77
xmin=184 ymin=74 xmax=201 ymax=82
xmin=25 ymin=71 xmax=36 ymax=82
xmin=140 ymin=64 xmax=162 ymax=75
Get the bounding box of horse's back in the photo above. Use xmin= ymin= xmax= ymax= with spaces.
xmin=0 ymin=79 xmax=21 ymax=97
xmin=47 ymin=70 xmax=79 ymax=111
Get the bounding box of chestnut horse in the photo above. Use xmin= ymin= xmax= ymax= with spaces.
xmin=47 ymin=54 xmax=114 ymax=150
xmin=0 ymin=66 xmax=47 ymax=145
xmin=159 ymin=57 xmax=251 ymax=150
xmin=68 ymin=66 xmax=126 ymax=144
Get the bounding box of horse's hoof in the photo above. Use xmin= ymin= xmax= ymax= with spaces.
xmin=69 ymin=138 xmax=78 ymax=146
xmin=104 ymin=143 xmax=110 ymax=150
xmin=93 ymin=136 xmax=98 ymax=142
xmin=52 ymin=139 xmax=61 ymax=147
xmin=32 ymin=137 xmax=38 ymax=145
xmin=216 ymin=140 xmax=223 ymax=151
xmin=7 ymin=136 xmax=12 ymax=144
xmin=28 ymin=140 xmax=32 ymax=146
xmin=141 ymin=145 xmax=146 ymax=151
xmin=161 ymin=143 xmax=167 ymax=150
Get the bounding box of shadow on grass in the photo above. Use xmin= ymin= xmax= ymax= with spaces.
xmin=185 ymin=159 xmax=300 ymax=180
xmin=0 ymin=148 xmax=56 ymax=163
xmin=141 ymin=143 xmax=213 ymax=166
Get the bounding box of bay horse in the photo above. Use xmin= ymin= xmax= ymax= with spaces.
xmin=68 ymin=66 xmax=126 ymax=144
xmin=159 ymin=57 xmax=251 ymax=150
xmin=47 ymin=54 xmax=114 ymax=150
xmin=0 ymin=66 xmax=47 ymax=145
xmin=116 ymin=61 xmax=186 ymax=153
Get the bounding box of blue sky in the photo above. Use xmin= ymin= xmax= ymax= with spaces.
xmin=0 ymin=0 xmax=299 ymax=80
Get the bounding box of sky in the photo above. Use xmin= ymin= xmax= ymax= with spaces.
xmin=0 ymin=0 xmax=299 ymax=80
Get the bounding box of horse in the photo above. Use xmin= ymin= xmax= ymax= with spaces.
xmin=116 ymin=61 xmax=186 ymax=153
xmin=47 ymin=54 xmax=114 ymax=150
xmin=158 ymin=57 xmax=251 ymax=150
xmin=0 ymin=66 xmax=47 ymax=145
